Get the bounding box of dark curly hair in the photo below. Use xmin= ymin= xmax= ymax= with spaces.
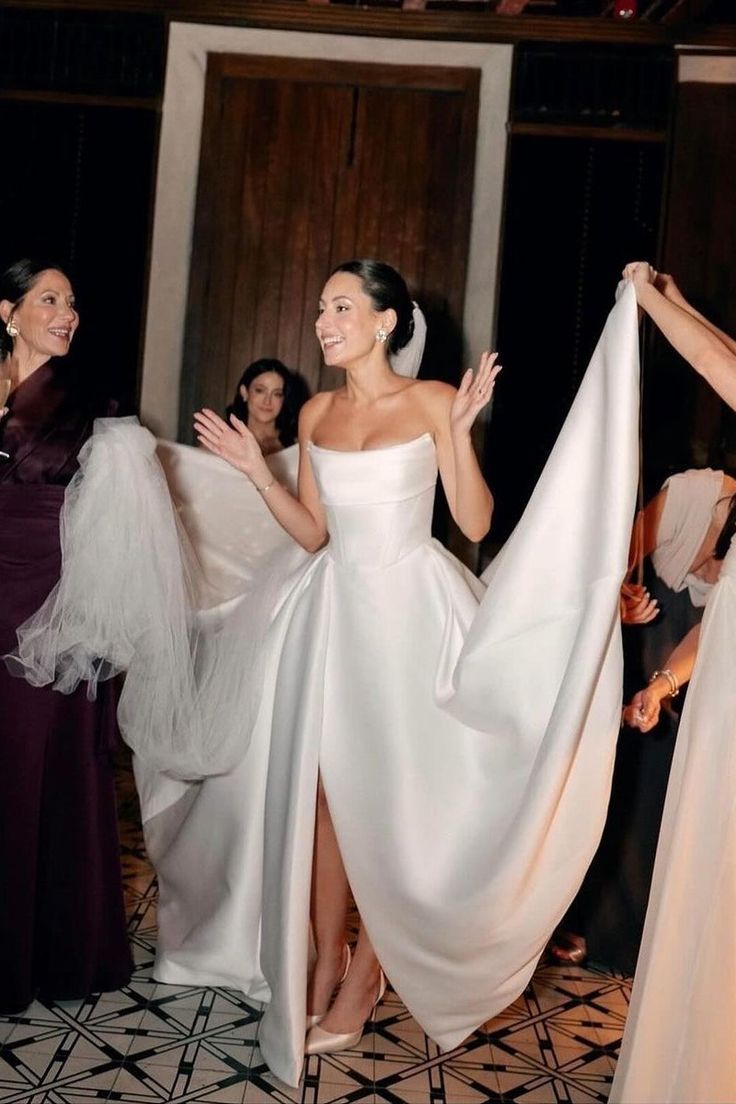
xmin=331 ymin=259 xmax=414 ymax=356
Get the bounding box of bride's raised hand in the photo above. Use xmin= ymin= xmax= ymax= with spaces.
xmin=450 ymin=351 xmax=502 ymax=438
xmin=194 ymin=409 xmax=264 ymax=477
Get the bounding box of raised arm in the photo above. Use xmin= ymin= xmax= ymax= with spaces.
xmin=656 ymin=272 xmax=736 ymax=358
xmin=194 ymin=398 xmax=328 ymax=553
xmin=624 ymin=262 xmax=736 ymax=412
xmin=420 ymin=351 xmax=501 ymax=543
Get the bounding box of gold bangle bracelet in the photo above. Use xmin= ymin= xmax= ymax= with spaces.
xmin=649 ymin=668 xmax=679 ymax=698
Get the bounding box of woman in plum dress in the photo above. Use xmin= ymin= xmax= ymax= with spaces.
xmin=0 ymin=258 xmax=131 ymax=1014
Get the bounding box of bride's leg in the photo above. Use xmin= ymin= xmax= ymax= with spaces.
xmin=317 ymin=923 xmax=383 ymax=1035
xmin=308 ymin=779 xmax=384 ymax=1034
xmin=307 ymin=778 xmax=351 ymax=1016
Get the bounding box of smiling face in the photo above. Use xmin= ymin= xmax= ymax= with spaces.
xmin=241 ymin=370 xmax=286 ymax=427
xmin=315 ymin=271 xmax=394 ymax=369
xmin=3 ymin=269 xmax=79 ymax=361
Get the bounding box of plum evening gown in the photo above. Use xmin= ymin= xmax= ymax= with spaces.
xmin=0 ymin=362 xmax=132 ymax=1012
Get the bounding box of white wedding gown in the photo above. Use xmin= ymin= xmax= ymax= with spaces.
xmin=8 ymin=286 xmax=640 ymax=1087
xmin=133 ymin=285 xmax=641 ymax=1087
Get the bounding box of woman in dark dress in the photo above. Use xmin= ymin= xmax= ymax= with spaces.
xmin=0 ymin=258 xmax=132 ymax=1014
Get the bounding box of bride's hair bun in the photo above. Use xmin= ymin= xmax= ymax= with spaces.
xmin=331 ymin=259 xmax=415 ymax=355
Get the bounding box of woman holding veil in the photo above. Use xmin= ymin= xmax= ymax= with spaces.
xmin=609 ymin=262 xmax=736 ymax=1104
xmin=0 ymin=258 xmax=131 ymax=1014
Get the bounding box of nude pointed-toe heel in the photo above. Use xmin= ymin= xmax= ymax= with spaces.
xmin=305 ymin=970 xmax=386 ymax=1056
xmin=306 ymin=943 xmax=352 ymax=1030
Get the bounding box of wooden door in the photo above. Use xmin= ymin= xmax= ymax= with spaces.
xmin=180 ymin=54 xmax=479 ymax=437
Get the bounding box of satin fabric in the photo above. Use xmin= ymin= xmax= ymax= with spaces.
xmin=8 ymin=287 xmax=639 ymax=1079
xmin=609 ymin=537 xmax=736 ymax=1103
xmin=134 ymin=283 xmax=641 ymax=1088
xmin=155 ymin=441 xmax=299 ymax=607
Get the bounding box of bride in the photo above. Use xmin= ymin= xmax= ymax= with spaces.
xmin=172 ymin=258 xmax=638 ymax=1086
xmin=193 ymin=259 xmax=500 ymax=1058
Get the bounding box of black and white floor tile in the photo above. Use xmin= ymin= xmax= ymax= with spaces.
xmin=0 ymin=762 xmax=630 ymax=1103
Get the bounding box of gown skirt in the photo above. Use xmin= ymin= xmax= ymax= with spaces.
xmin=11 ymin=287 xmax=640 ymax=1082
xmin=134 ymin=282 xmax=641 ymax=1088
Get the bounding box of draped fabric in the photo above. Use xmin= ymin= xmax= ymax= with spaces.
xmin=8 ymin=284 xmax=640 ymax=1083
xmin=609 ymin=539 xmax=736 ymax=1103
xmin=0 ymin=362 xmax=131 ymax=1013
xmin=10 ymin=427 xmax=302 ymax=779
xmin=141 ymin=282 xmax=640 ymax=1086
xmin=155 ymin=440 xmax=298 ymax=607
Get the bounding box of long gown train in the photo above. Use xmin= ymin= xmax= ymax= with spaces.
xmin=9 ymin=286 xmax=640 ymax=1085
xmin=132 ymin=284 xmax=640 ymax=1085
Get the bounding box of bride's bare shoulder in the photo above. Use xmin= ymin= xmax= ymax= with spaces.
xmin=298 ymin=391 xmax=337 ymax=436
xmin=409 ymin=379 xmax=456 ymax=408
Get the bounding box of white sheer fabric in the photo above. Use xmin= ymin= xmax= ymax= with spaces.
xmin=609 ymin=538 xmax=736 ymax=1103
xmin=7 ymin=426 xmax=306 ymax=778
xmin=389 ymin=302 xmax=426 ymax=379
xmin=6 ymin=419 xmax=190 ymax=695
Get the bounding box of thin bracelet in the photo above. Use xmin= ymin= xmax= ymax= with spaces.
xmin=649 ymin=668 xmax=679 ymax=698
xmin=256 ymin=479 xmax=275 ymax=495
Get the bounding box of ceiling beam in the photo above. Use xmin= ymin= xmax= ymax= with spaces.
xmin=0 ymin=0 xmax=735 ymax=47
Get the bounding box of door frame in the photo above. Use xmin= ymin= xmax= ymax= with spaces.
xmin=140 ymin=22 xmax=513 ymax=440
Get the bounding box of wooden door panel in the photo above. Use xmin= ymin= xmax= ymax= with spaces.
xmin=229 ymin=79 xmax=353 ymax=395
xmin=182 ymin=54 xmax=479 ymax=437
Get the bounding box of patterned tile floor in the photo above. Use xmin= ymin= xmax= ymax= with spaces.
xmin=0 ymin=763 xmax=630 ymax=1103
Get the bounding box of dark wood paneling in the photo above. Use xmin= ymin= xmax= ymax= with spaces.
xmin=182 ymin=54 xmax=479 ymax=436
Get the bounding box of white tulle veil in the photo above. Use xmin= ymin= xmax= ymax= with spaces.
xmin=390 ymin=302 xmax=426 ymax=379
xmin=4 ymin=417 xmax=307 ymax=777
xmin=2 ymin=303 xmax=425 ymax=778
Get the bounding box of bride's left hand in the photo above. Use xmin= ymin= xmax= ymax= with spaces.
xmin=450 ymin=351 xmax=502 ymax=437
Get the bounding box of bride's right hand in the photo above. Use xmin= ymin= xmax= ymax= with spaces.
xmin=194 ymin=409 xmax=266 ymax=479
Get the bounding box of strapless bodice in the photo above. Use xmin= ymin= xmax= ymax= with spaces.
xmin=308 ymin=433 xmax=438 ymax=568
